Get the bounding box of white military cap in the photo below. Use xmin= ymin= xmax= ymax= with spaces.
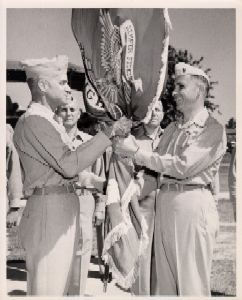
xmin=20 ymin=55 xmax=69 ymax=79
xmin=175 ymin=62 xmax=210 ymax=84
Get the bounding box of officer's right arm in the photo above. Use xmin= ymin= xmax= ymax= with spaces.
xmin=22 ymin=116 xmax=111 ymax=178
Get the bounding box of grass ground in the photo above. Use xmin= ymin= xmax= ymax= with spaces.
xmin=7 ymin=152 xmax=236 ymax=296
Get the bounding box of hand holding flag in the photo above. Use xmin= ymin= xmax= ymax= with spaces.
xmin=100 ymin=116 xmax=133 ymax=139
xmin=113 ymin=135 xmax=139 ymax=157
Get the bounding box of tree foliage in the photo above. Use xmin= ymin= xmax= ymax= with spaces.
xmin=160 ymin=45 xmax=220 ymax=129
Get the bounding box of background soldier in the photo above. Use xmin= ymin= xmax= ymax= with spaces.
xmin=56 ymin=98 xmax=106 ymax=295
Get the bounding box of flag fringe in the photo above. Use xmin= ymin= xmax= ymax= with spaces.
xmin=102 ymin=215 xmax=149 ymax=289
xmin=102 ymin=221 xmax=130 ymax=252
xmin=102 ymin=179 xmax=149 ymax=288
xmin=121 ymin=179 xmax=138 ymax=217
xmin=142 ymin=8 xmax=171 ymax=124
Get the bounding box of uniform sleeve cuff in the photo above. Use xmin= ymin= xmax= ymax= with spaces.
xmin=134 ymin=148 xmax=152 ymax=166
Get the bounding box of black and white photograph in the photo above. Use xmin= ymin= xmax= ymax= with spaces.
xmin=3 ymin=1 xmax=239 ymax=298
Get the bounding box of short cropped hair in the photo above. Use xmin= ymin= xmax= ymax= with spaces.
xmin=26 ymin=77 xmax=37 ymax=91
xmin=190 ymin=75 xmax=210 ymax=97
xmin=26 ymin=77 xmax=42 ymax=99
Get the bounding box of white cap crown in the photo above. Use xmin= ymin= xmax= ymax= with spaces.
xmin=175 ymin=62 xmax=209 ymax=84
xmin=20 ymin=55 xmax=69 ymax=79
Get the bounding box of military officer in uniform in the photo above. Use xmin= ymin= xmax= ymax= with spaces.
xmin=13 ymin=55 xmax=130 ymax=296
xmin=114 ymin=62 xmax=227 ymax=296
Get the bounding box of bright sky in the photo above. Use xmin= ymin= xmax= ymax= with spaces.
xmin=168 ymin=9 xmax=236 ymax=126
xmin=6 ymin=8 xmax=236 ymax=125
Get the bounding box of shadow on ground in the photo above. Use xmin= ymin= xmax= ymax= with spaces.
xmin=88 ymin=270 xmax=101 ymax=279
xmin=7 ymin=260 xmax=27 ymax=296
xmin=8 ymin=290 xmax=26 ymax=296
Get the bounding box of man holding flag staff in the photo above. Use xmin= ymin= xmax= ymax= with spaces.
xmin=114 ymin=62 xmax=227 ymax=296
xmin=13 ymin=55 xmax=131 ymax=296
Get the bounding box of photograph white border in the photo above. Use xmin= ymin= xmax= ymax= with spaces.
xmin=1 ymin=1 xmax=241 ymax=299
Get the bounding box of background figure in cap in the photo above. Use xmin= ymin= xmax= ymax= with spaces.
xmin=13 ymin=55 xmax=117 ymax=296
xmin=56 ymin=98 xmax=106 ymax=296
xmin=114 ymin=62 xmax=227 ymax=295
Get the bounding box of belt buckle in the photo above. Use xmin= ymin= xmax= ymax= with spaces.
xmin=174 ymin=182 xmax=180 ymax=191
xmin=70 ymin=183 xmax=76 ymax=193
xmin=71 ymin=183 xmax=76 ymax=193
xmin=66 ymin=183 xmax=74 ymax=194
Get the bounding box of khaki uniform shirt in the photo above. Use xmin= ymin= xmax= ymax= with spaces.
xmin=135 ymin=108 xmax=227 ymax=186
xmin=13 ymin=103 xmax=111 ymax=197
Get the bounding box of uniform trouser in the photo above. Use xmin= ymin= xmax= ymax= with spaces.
xmin=154 ymin=188 xmax=219 ymax=296
xmin=68 ymin=193 xmax=95 ymax=296
xmin=18 ymin=193 xmax=80 ymax=296
xmin=130 ymin=191 xmax=157 ymax=296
